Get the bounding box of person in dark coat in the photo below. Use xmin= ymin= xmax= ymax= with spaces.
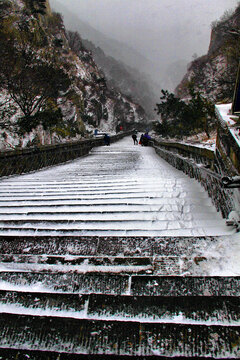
xmin=142 ymin=132 xmax=151 ymax=146
xmin=104 ymin=133 xmax=110 ymax=146
xmin=132 ymin=134 xmax=138 ymax=145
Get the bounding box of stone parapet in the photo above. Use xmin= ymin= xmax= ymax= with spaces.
xmin=153 ymin=144 xmax=236 ymax=219
xmin=151 ymin=139 xmax=215 ymax=170
xmin=215 ymin=104 xmax=240 ymax=176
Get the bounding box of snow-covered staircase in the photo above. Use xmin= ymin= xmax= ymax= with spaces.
xmin=0 ymin=178 xmax=232 ymax=236
xmin=0 ymin=137 xmax=239 ymax=358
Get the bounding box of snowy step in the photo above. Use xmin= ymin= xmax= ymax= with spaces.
xmin=0 ymin=313 xmax=239 ymax=358
xmin=0 ymin=204 xmax=219 ymax=215
xmin=0 ymin=218 xmax=226 ymax=228
xmin=0 ymin=251 xmax=206 ymax=276
xmin=0 ymin=178 xmax=197 ymax=186
xmin=0 ymin=211 xmax=222 ymax=221
xmin=0 ymin=226 xmax=232 ymax=238
xmin=0 ymin=215 xmax=230 ymax=231
xmin=0 ymin=197 xmax=213 ymax=206
xmin=0 ymin=205 xmax=222 ymax=220
xmin=0 ymin=235 xmax=225 ymax=257
xmin=0 ymin=219 xmax=230 ymax=238
xmin=0 ymin=183 xmax=204 ymax=192
xmin=0 ymin=228 xmax=233 ymax=237
xmin=0 ymin=253 xmax=235 ymax=276
xmin=131 ymin=275 xmax=240 ymax=296
xmin=0 ymin=292 xmax=239 ymax=325
xmin=87 ymin=294 xmax=240 ymax=325
xmin=0 ymin=191 xmax=209 ymax=200
xmin=0 ymin=272 xmax=130 ymax=295
xmin=0 ymin=273 xmax=238 ymax=296
xmin=0 ymin=254 xmax=156 ymax=275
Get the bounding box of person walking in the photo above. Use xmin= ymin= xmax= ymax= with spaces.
xmin=132 ymin=134 xmax=138 ymax=145
xmin=104 ymin=134 xmax=110 ymax=146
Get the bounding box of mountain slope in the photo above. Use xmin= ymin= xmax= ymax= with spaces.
xmin=83 ymin=38 xmax=157 ymax=118
xmin=49 ymin=0 xmax=158 ymax=77
xmin=0 ymin=0 xmax=147 ymax=150
xmin=49 ymin=0 xmax=159 ymax=118
xmin=175 ymin=4 xmax=240 ymax=102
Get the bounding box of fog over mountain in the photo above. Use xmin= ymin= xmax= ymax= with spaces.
xmin=50 ymin=0 xmax=237 ymax=94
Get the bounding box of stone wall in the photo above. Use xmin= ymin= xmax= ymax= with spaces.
xmin=0 ymin=132 xmax=131 ymax=178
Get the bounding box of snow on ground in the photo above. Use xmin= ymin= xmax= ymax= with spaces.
xmin=179 ymin=132 xmax=216 ymax=151
xmin=153 ymin=131 xmax=217 ymax=151
xmin=187 ymin=232 xmax=240 ymax=276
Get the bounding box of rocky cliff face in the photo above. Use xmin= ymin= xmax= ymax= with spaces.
xmin=66 ymin=31 xmax=147 ymax=133
xmin=82 ymin=38 xmax=157 ymax=119
xmin=0 ymin=0 xmax=147 ymax=150
xmin=175 ymin=5 xmax=240 ymax=102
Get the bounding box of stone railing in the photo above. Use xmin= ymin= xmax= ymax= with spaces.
xmin=152 ymin=140 xmax=237 ymax=219
xmin=151 ymin=139 xmax=215 ymax=170
xmin=0 ymin=131 xmax=132 ymax=178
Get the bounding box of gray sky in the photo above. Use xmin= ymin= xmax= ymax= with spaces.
xmin=56 ymin=0 xmax=237 ymax=62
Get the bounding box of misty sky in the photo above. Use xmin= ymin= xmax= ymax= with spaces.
xmin=55 ymin=0 xmax=237 ymax=64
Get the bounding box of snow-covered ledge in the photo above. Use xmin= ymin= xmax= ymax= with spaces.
xmin=215 ymin=104 xmax=240 ymax=146
xmin=215 ymin=103 xmax=240 ymax=176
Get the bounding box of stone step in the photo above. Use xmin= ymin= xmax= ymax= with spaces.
xmin=0 ymin=220 xmax=230 ymax=237
xmin=0 ymin=234 xmax=233 ymax=276
xmin=0 ymin=191 xmax=209 ymax=200
xmin=0 ymin=184 xmax=198 ymax=193
xmin=0 ymin=253 xmax=234 ymax=277
xmin=0 ymin=236 xmax=229 ymax=256
xmin=0 ymin=273 xmax=238 ymax=296
xmin=0 ymin=210 xmax=222 ymax=220
xmin=0 ymin=227 xmax=232 ymax=237
xmin=0 ymin=184 xmax=206 ymax=193
xmin=0 ymin=254 xmax=154 ymax=266
xmin=0 ymin=254 xmax=156 ymax=275
xmin=0 ymin=178 xmax=197 ymax=186
xmin=87 ymin=294 xmax=240 ymax=325
xmin=0 ymin=272 xmax=129 ymax=295
xmin=0 ymin=350 xmax=238 ymax=360
xmin=0 ymin=218 xmax=225 ymax=228
xmin=0 ymin=292 xmax=238 ymax=325
xmin=0 ymin=179 xmax=205 ymax=187
xmin=131 ymin=276 xmax=240 ymax=296
xmin=0 ymin=254 xmax=192 ymax=276
xmin=0 ymin=196 xmax=213 ymax=206
xmin=0 ymin=313 xmax=239 ymax=358
xmin=0 ymin=203 xmax=219 ymax=214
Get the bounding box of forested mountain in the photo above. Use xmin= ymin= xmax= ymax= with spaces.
xmin=0 ymin=0 xmax=147 ymax=150
xmin=49 ymin=0 xmax=159 ymax=119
